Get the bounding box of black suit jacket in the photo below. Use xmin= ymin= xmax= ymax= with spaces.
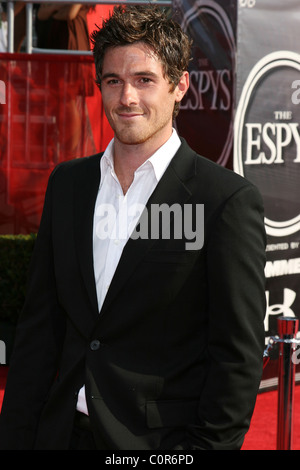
xmin=0 ymin=139 xmax=266 ymax=450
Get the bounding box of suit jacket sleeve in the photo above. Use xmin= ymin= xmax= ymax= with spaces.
xmin=0 ymin=167 xmax=66 ymax=449
xmin=186 ymin=183 xmax=266 ymax=450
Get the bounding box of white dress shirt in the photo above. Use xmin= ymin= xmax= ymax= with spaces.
xmin=76 ymin=129 xmax=181 ymax=415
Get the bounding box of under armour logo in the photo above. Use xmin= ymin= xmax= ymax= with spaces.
xmin=264 ymin=288 xmax=296 ymax=332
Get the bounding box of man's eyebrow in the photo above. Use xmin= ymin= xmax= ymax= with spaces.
xmin=133 ymin=71 xmax=158 ymax=78
xmin=101 ymin=71 xmax=159 ymax=80
xmin=101 ymin=72 xmax=119 ymax=80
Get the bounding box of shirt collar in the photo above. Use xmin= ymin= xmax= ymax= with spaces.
xmin=146 ymin=128 xmax=181 ymax=181
xmin=100 ymin=129 xmax=181 ymax=183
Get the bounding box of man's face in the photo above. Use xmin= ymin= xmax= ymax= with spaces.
xmin=100 ymin=43 xmax=187 ymax=148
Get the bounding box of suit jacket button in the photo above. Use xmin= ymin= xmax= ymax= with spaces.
xmin=90 ymin=339 xmax=100 ymax=351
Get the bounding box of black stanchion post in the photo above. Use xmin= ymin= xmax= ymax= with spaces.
xmin=276 ymin=316 xmax=299 ymax=450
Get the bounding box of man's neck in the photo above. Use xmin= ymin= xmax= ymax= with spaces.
xmin=113 ymin=130 xmax=173 ymax=194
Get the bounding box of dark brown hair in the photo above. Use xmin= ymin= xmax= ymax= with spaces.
xmin=90 ymin=4 xmax=192 ymax=118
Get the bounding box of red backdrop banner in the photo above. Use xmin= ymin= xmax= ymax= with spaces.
xmin=0 ymin=51 xmax=113 ymax=234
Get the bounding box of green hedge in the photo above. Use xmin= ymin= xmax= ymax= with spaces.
xmin=0 ymin=234 xmax=37 ymax=325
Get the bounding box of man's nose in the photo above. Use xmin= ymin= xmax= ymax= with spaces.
xmin=120 ymin=83 xmax=138 ymax=107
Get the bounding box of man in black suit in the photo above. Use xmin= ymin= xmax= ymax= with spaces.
xmin=0 ymin=5 xmax=266 ymax=450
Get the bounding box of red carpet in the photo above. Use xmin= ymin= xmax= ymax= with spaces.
xmin=1 ymin=365 xmax=300 ymax=450
xmin=242 ymin=386 xmax=300 ymax=450
xmin=243 ymin=385 xmax=300 ymax=450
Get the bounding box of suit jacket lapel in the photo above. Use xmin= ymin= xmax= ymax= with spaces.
xmin=99 ymin=139 xmax=197 ymax=317
xmin=74 ymin=154 xmax=102 ymax=321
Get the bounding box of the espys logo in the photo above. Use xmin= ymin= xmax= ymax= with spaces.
xmin=175 ymin=0 xmax=235 ymax=167
xmin=0 ymin=80 xmax=6 ymax=104
xmin=234 ymin=51 xmax=300 ymax=237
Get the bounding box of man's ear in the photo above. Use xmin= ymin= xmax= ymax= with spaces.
xmin=175 ymin=71 xmax=189 ymax=103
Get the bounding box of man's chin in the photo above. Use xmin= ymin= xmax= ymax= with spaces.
xmin=115 ymin=131 xmax=148 ymax=146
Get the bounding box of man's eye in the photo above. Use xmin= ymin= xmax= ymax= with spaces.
xmin=140 ymin=78 xmax=152 ymax=84
xmin=107 ymin=79 xmax=119 ymax=85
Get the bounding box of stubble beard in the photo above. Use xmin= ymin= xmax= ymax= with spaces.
xmin=113 ymin=113 xmax=173 ymax=148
